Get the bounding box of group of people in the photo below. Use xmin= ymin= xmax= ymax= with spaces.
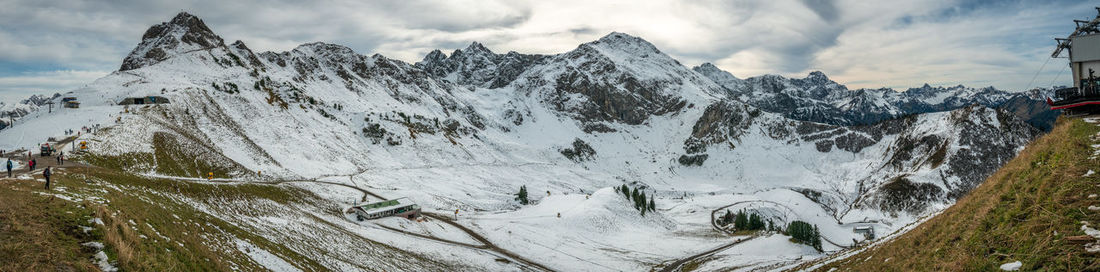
xmin=4 ymin=149 xmax=63 ymax=190
xmin=5 ymin=158 xmax=52 ymax=189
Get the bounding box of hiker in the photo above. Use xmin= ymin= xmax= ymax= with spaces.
xmin=5 ymin=159 xmax=11 ymax=178
xmin=42 ymin=166 xmax=51 ymax=190
xmin=29 ymin=159 xmax=35 ymax=171
xmin=58 ymin=151 xmax=63 ymax=165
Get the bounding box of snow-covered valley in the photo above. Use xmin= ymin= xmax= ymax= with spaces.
xmin=0 ymin=12 xmax=1045 ymax=271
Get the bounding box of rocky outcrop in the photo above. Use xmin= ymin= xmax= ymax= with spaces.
xmin=415 ymin=42 xmax=548 ymax=88
xmin=120 ymin=12 xmax=226 ymax=71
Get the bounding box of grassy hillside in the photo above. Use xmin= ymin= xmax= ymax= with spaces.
xmin=0 ymin=166 xmax=316 ymax=271
xmin=0 ymin=178 xmax=101 ymax=271
xmin=816 ymin=117 xmax=1100 ymax=271
xmin=0 ymin=155 xmax=464 ymax=271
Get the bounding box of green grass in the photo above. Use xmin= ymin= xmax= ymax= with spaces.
xmin=815 ymin=117 xmax=1100 ymax=271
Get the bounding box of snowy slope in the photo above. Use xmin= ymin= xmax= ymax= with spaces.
xmin=0 ymin=12 xmax=1042 ymax=271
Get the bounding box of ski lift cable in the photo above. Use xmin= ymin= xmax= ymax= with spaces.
xmin=1049 ymin=59 xmax=1070 ymax=88
xmin=1025 ymin=56 xmax=1052 ymax=91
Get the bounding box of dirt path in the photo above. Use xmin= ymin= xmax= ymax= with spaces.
xmin=3 ymin=135 xmax=92 ymax=177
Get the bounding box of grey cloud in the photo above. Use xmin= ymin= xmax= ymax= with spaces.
xmin=801 ymin=0 xmax=839 ymax=22
xmin=0 ymin=0 xmax=1092 ymax=100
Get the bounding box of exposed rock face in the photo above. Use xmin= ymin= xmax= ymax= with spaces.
xmin=120 ymin=12 xmax=226 ymax=71
xmin=511 ymin=32 xmax=718 ymax=127
xmin=861 ymin=106 xmax=1039 ymax=214
xmin=415 ymin=42 xmax=548 ymax=88
xmin=560 ymin=138 xmax=597 ymax=162
xmin=684 ymin=102 xmax=1039 ymax=215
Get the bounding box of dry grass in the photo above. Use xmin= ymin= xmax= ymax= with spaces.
xmin=0 ymin=166 xmax=307 ymax=271
xmin=70 ymin=167 xmax=322 ymax=271
xmin=816 ymin=117 xmax=1100 ymax=271
xmin=0 ymin=178 xmax=100 ymax=271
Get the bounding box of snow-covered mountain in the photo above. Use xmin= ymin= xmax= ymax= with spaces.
xmin=0 ymin=12 xmax=1044 ymax=271
xmin=694 ymin=64 xmax=1057 ymax=130
xmin=0 ymin=92 xmax=61 ymax=129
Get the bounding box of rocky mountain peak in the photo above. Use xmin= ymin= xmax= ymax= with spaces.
xmin=119 ymin=12 xmax=226 ymax=71
xmin=230 ymin=40 xmax=249 ymax=50
xmin=462 ymin=42 xmax=493 ymax=55
xmin=295 ymin=42 xmax=356 ymax=55
xmin=581 ymin=32 xmax=663 ymax=57
xmin=692 ymin=63 xmax=723 ymax=75
xmin=415 ymin=41 xmax=546 ymax=88
xmin=693 ymin=63 xmax=743 ymax=91
xmin=422 ymin=49 xmax=447 ymax=63
xmin=807 ymin=70 xmax=828 ymax=80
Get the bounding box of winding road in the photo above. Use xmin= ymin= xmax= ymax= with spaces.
xmin=661 ymin=198 xmax=858 ymax=272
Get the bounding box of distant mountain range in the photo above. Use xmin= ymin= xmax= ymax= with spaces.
xmin=693 ymin=63 xmax=1058 ymax=130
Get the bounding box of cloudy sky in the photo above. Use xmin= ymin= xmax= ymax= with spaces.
xmin=0 ymin=0 xmax=1093 ymax=102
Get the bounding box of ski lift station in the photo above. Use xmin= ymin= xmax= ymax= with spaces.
xmin=350 ymin=197 xmax=421 ymax=221
xmin=117 ymin=96 xmax=170 ymax=105
xmin=1049 ymin=8 xmax=1100 ymax=112
xmin=853 ymin=226 xmax=875 ymax=240
xmin=61 ymin=97 xmax=80 ymax=108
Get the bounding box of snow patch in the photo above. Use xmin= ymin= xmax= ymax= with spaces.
xmin=93 ymin=251 xmax=117 ymax=272
xmin=999 ymin=261 xmax=1022 ymax=271
xmin=233 ymin=238 xmax=302 ymax=272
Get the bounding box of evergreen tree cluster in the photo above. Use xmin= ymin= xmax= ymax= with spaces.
xmin=718 ymin=209 xmax=771 ymax=232
xmin=786 ymin=220 xmax=823 ymax=252
xmin=515 ymin=185 xmax=529 ymax=205
xmin=616 ymin=185 xmax=656 ymax=216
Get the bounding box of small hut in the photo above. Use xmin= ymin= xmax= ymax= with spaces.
xmin=118 ymin=96 xmax=170 ymax=105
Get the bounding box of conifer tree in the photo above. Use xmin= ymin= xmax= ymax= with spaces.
xmin=748 ymin=213 xmax=763 ymax=230
xmin=735 ymin=210 xmax=748 ymax=229
xmin=648 ymin=198 xmax=656 ymax=211
xmin=622 ymin=185 xmax=630 ymax=199
xmin=515 ymin=185 xmax=529 ymax=205
xmin=812 ymin=225 xmax=823 ymax=252
xmin=722 ymin=210 xmax=734 ymax=225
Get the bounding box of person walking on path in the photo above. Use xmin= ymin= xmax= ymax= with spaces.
xmin=42 ymin=166 xmax=51 ymax=190
xmin=58 ymin=151 xmax=63 ymax=165
xmin=5 ymin=159 xmax=11 ymax=178
xmin=29 ymin=159 xmax=35 ymax=171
